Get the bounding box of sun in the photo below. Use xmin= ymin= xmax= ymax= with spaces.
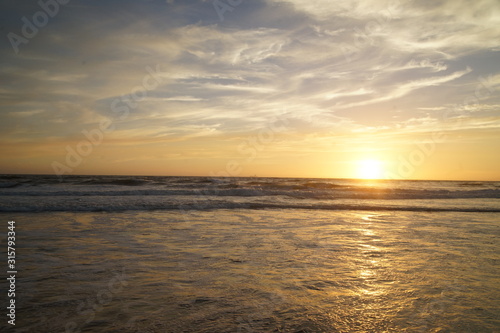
xmin=357 ymin=159 xmax=383 ymax=179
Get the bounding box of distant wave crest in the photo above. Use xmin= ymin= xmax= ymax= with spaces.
xmin=0 ymin=175 xmax=499 ymax=212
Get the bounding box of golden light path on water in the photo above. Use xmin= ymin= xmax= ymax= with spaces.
xmin=5 ymin=209 xmax=500 ymax=332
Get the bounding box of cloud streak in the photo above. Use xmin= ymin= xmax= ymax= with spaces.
xmin=0 ymin=0 xmax=499 ymax=178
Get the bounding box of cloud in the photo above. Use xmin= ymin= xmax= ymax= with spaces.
xmin=0 ymin=0 xmax=499 ymax=176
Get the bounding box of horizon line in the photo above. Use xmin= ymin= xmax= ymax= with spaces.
xmin=0 ymin=173 xmax=499 ymax=182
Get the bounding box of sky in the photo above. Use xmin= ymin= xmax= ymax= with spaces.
xmin=0 ymin=0 xmax=499 ymax=180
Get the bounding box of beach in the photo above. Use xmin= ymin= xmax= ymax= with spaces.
xmin=1 ymin=205 xmax=499 ymax=332
xmin=1 ymin=175 xmax=499 ymax=332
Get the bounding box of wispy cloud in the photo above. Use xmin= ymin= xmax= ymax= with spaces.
xmin=0 ymin=0 xmax=499 ymax=177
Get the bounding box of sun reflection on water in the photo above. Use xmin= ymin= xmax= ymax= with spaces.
xmin=356 ymin=214 xmax=389 ymax=300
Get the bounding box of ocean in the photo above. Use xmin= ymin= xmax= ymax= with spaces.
xmin=0 ymin=175 xmax=499 ymax=332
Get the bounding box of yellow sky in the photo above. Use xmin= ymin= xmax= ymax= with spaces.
xmin=1 ymin=0 xmax=499 ymax=180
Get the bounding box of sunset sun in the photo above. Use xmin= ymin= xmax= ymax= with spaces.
xmin=357 ymin=159 xmax=384 ymax=179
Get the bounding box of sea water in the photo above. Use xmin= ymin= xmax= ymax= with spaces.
xmin=0 ymin=175 xmax=499 ymax=332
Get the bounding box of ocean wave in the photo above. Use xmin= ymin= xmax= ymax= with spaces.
xmin=1 ymin=187 xmax=500 ymax=200
xmin=1 ymin=198 xmax=499 ymax=213
xmin=1 ymin=175 xmax=499 ymax=213
xmin=0 ymin=182 xmax=21 ymax=188
xmin=75 ymin=178 xmax=150 ymax=186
